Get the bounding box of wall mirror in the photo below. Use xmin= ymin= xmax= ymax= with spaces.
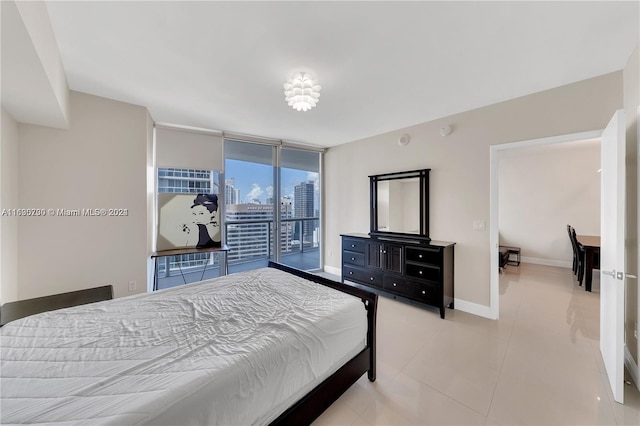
xmin=369 ymin=169 xmax=430 ymax=242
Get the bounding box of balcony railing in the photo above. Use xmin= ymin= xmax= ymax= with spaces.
xmin=155 ymin=217 xmax=320 ymax=290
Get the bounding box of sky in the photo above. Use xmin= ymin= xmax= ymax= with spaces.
xmin=225 ymin=159 xmax=319 ymax=208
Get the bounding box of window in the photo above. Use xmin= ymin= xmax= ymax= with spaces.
xmin=224 ymin=141 xmax=275 ymax=272
xmin=153 ymin=125 xmax=323 ymax=285
xmin=280 ymin=148 xmax=320 ymax=270
xmin=224 ymin=140 xmax=322 ymax=273
xmin=155 ymin=167 xmax=221 ymax=289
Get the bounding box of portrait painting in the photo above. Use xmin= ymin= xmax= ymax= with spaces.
xmin=157 ymin=193 xmax=221 ymax=251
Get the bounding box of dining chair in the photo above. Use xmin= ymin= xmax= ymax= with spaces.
xmin=567 ymin=225 xmax=577 ymax=275
xmin=570 ymin=228 xmax=585 ymax=286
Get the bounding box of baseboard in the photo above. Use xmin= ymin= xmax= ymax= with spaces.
xmin=521 ymin=256 xmax=572 ymax=269
xmin=323 ymin=265 xmax=342 ymax=278
xmin=625 ymin=344 xmax=640 ymax=391
xmin=326 ymin=265 xmax=495 ymax=320
xmin=453 ymin=298 xmax=496 ymax=320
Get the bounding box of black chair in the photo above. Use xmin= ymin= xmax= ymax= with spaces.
xmin=499 ymin=246 xmax=509 ymax=272
xmin=569 ymin=228 xmax=585 ymax=286
xmin=567 ymin=225 xmax=577 ymax=275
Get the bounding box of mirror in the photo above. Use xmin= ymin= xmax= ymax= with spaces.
xmin=370 ymin=169 xmax=430 ymax=242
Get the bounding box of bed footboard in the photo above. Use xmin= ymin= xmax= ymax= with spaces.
xmin=267 ymin=262 xmax=377 ymax=425
xmin=0 ymin=285 xmax=113 ymax=327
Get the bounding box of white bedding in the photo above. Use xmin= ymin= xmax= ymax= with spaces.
xmin=0 ymin=268 xmax=367 ymax=425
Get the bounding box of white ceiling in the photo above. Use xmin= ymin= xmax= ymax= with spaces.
xmin=44 ymin=1 xmax=639 ymax=148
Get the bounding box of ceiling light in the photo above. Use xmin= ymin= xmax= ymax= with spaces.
xmin=283 ymin=72 xmax=321 ymax=112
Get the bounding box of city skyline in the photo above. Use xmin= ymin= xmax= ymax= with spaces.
xmin=225 ymin=159 xmax=319 ymax=210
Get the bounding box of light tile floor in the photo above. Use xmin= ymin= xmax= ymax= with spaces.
xmin=313 ymin=263 xmax=640 ymax=425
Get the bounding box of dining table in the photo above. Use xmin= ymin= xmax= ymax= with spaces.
xmin=576 ymin=235 xmax=600 ymax=292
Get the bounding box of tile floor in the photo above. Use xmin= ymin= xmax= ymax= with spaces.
xmin=313 ymin=263 xmax=640 ymax=425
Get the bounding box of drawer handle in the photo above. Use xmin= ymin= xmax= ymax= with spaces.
xmin=349 ymin=271 xmax=353 ymax=275
xmin=419 ymin=254 xmax=423 ymax=259
xmin=351 ymin=244 xmax=355 ymax=248
xmin=419 ymin=270 xmax=423 ymax=275
xmin=393 ymin=283 xmax=397 ymax=287
xmin=351 ymin=257 xmax=355 ymax=261
xmin=370 ymin=277 xmax=374 ymax=281
xmin=422 ymin=290 xmax=426 ymax=295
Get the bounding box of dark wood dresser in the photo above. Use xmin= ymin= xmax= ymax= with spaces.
xmin=341 ymin=233 xmax=455 ymax=318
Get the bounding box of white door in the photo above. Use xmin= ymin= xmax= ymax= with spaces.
xmin=600 ymin=109 xmax=626 ymax=403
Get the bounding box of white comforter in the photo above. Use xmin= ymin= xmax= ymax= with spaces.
xmin=0 ymin=268 xmax=367 ymax=425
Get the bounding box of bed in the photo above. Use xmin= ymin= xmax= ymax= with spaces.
xmin=0 ymin=262 xmax=377 ymax=425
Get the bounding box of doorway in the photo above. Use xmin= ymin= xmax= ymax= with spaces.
xmin=489 ymin=130 xmax=603 ymax=319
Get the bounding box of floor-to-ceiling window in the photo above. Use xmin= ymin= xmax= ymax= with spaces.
xmin=155 ymin=167 xmax=222 ymax=289
xmin=154 ymin=126 xmax=224 ymax=290
xmin=224 ymin=140 xmax=276 ymax=273
xmin=224 ymin=139 xmax=322 ymax=273
xmin=280 ymin=148 xmax=321 ymax=270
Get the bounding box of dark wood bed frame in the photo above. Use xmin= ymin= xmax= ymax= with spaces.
xmin=0 ymin=263 xmax=377 ymax=426
xmin=267 ymin=262 xmax=378 ymax=426
xmin=0 ymin=285 xmax=114 ymax=327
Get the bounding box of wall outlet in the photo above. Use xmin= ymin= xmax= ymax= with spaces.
xmin=128 ymin=280 xmax=137 ymax=292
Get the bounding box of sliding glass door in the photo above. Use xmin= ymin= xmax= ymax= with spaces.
xmin=224 ymin=140 xmax=321 ymax=273
xmin=279 ymin=148 xmax=320 ymax=270
xmin=224 ymin=140 xmax=276 ymax=273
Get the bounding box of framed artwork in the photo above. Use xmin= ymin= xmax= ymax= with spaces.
xmin=157 ymin=193 xmax=221 ymax=251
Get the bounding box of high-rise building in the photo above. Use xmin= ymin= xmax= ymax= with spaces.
xmin=294 ymin=181 xmax=315 ymax=245
xmin=225 ymin=202 xmax=295 ymax=261
xmin=225 ymin=204 xmax=272 ymax=261
xmin=280 ymin=196 xmax=294 ymax=252
xmin=158 ymin=168 xmax=217 ymax=194
xmin=225 ymin=178 xmax=240 ymax=205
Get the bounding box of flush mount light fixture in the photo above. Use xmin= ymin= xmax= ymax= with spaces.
xmin=283 ymin=72 xmax=321 ymax=112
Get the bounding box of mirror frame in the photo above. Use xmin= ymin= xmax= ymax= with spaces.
xmin=369 ymin=168 xmax=430 ymax=242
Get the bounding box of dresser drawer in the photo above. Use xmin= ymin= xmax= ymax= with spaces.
xmin=408 ymin=281 xmax=440 ymax=305
xmin=343 ymin=238 xmax=367 ymax=254
xmin=383 ymin=276 xmax=439 ymax=304
xmin=406 ymin=246 xmax=441 ymax=264
xmin=406 ymin=263 xmax=440 ymax=282
xmin=343 ymin=265 xmax=382 ymax=287
xmin=382 ymin=274 xmax=407 ymax=293
xmin=343 ymin=250 xmax=365 ymax=267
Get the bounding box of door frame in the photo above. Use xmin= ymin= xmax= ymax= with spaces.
xmin=488 ymin=129 xmax=603 ymax=319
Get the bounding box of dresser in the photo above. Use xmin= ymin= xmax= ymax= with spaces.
xmin=341 ymin=233 xmax=455 ymax=318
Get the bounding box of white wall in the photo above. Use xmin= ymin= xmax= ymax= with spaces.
xmin=324 ymin=71 xmax=623 ymax=311
xmin=1 ymin=108 xmax=19 ymax=303
xmin=498 ymin=140 xmax=601 ymax=267
xmin=17 ymin=91 xmax=153 ymax=299
xmin=1 ymin=0 xmax=69 ymax=128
